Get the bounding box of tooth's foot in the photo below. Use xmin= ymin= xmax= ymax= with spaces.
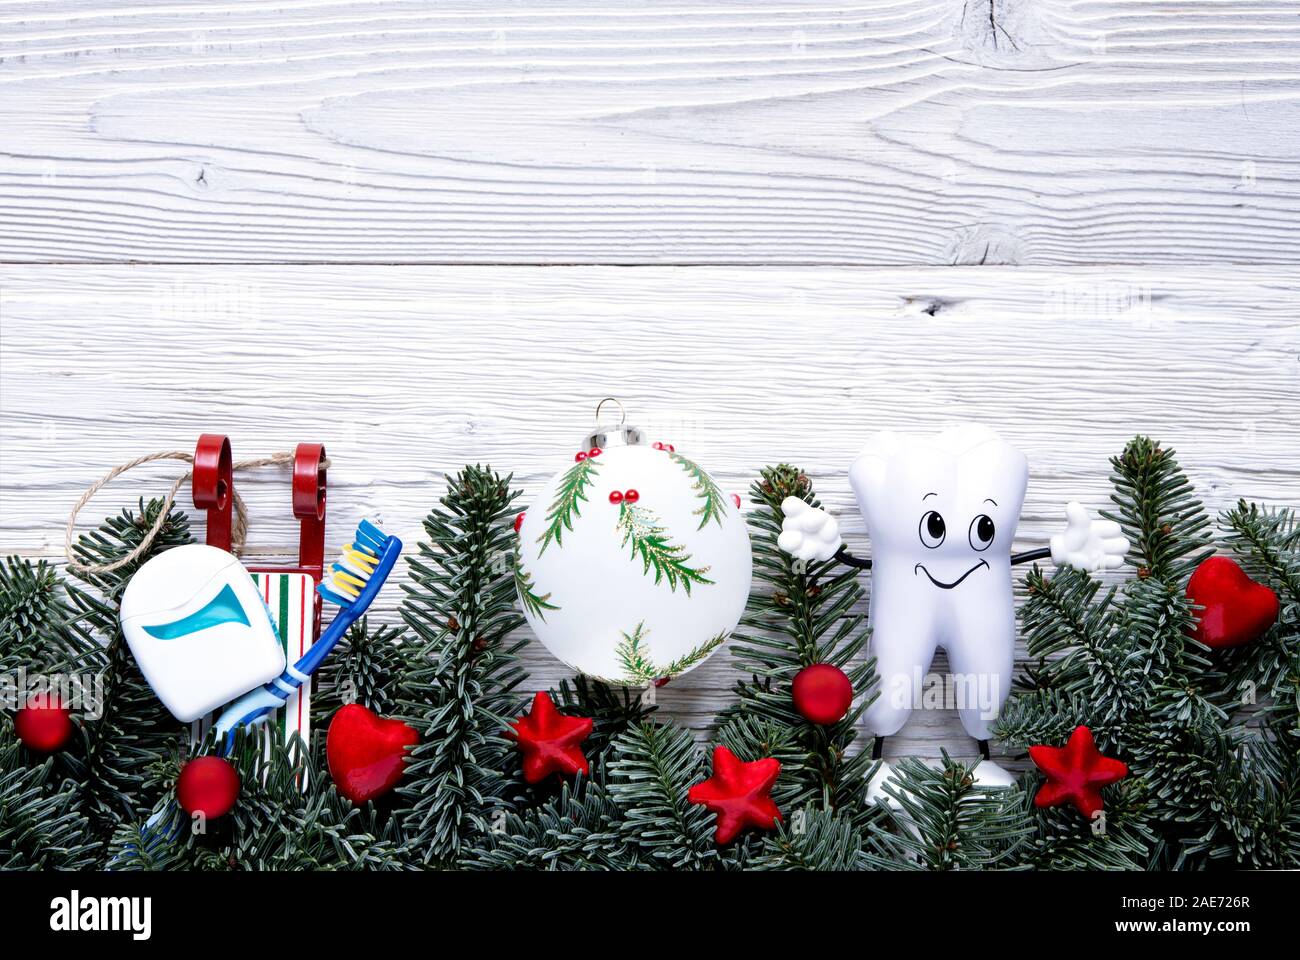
xmin=971 ymin=759 xmax=1017 ymax=788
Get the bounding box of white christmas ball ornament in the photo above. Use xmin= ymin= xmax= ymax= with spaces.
xmin=516 ymin=420 xmax=751 ymax=685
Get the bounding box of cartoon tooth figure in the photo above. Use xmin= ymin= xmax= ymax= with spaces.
xmin=778 ymin=424 xmax=1129 ymax=782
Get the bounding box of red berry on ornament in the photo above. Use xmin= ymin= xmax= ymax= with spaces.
xmin=574 ymin=451 xmax=587 ymax=463
xmin=731 ymin=493 xmax=742 ymax=509
xmin=792 ymin=663 xmax=853 ymax=725
xmin=1186 ymin=556 xmax=1279 ymax=650
xmin=509 ymin=691 xmax=592 ymax=784
xmin=666 ymin=444 xmax=675 ymax=452
xmin=514 ymin=512 xmax=526 ymax=533
xmin=13 ymin=696 xmax=74 ymax=753
xmin=688 ymin=745 xmax=782 ymax=845
xmin=327 ymin=703 xmax=419 ymax=806
xmin=608 ymin=490 xmax=624 ymax=505
xmin=588 ymin=447 xmax=602 ymax=458
xmin=623 ymin=489 xmax=640 ymax=504
xmin=1029 ymin=725 xmax=1127 ymax=820
xmin=653 ymin=442 xmax=664 ymax=451
xmin=176 ymin=756 xmax=241 ymax=819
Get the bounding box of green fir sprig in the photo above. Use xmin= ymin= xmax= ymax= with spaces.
xmin=616 ymin=502 xmax=713 ymax=594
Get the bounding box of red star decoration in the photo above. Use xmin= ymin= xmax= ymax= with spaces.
xmin=508 ymin=691 xmax=593 ymax=784
xmin=688 ymin=745 xmax=782 ymax=845
xmin=1029 ymin=725 xmax=1128 ymax=819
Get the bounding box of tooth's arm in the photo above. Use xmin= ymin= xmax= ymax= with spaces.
xmin=779 ymin=499 xmax=1128 ymax=575
xmin=1047 ymin=502 xmax=1130 ymax=573
xmin=833 ymin=546 xmax=872 ymax=570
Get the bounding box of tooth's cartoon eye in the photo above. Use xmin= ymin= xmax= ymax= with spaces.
xmin=918 ymin=510 xmax=946 ymax=548
xmin=969 ymin=514 xmax=996 ymax=551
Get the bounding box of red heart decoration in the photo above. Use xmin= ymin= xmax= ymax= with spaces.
xmin=1186 ymin=556 xmax=1279 ymax=650
xmin=326 ymin=703 xmax=419 ymax=805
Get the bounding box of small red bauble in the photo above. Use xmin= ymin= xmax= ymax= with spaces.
xmin=514 ymin=512 xmax=526 ymax=533
xmin=176 ymin=756 xmax=241 ymax=819
xmin=1029 ymin=725 xmax=1127 ymax=820
xmin=574 ymin=451 xmax=587 ymax=463
xmin=731 ymin=493 xmax=742 ymax=509
xmin=1186 ymin=556 xmax=1279 ymax=650
xmin=688 ymin=745 xmax=782 ymax=845
xmin=608 ymin=491 xmax=624 ymax=504
xmin=588 ymin=447 xmax=602 ymax=458
xmin=13 ymin=697 xmax=74 ymax=753
xmin=509 ymin=691 xmax=592 ymax=783
xmin=623 ymin=489 xmax=640 ymax=504
xmin=327 ymin=703 xmax=419 ymax=805
xmin=792 ymin=663 xmax=853 ymax=725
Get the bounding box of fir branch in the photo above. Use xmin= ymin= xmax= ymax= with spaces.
xmin=109 ymin=734 xmax=410 ymax=871
xmin=726 ymin=465 xmax=878 ymax=821
xmin=1104 ymin=437 xmax=1212 ymax=584
xmin=461 ymin=777 xmax=640 ymax=870
xmin=311 ymin=617 xmax=411 ymax=721
xmin=616 ymin=502 xmax=713 ymax=594
xmin=392 ymin=466 xmax=529 ymax=865
xmin=1222 ymin=500 xmax=1300 ymax=606
xmin=536 ymin=457 xmax=600 ymax=555
xmin=661 ymin=631 xmax=729 ymax=678
xmin=668 ymin=451 xmax=728 ymax=530
xmin=514 ymin=549 xmax=559 ymax=622
xmin=607 ymin=722 xmax=729 ymax=870
xmin=0 ymin=745 xmax=100 ymax=870
xmin=549 ymin=675 xmax=656 ymax=765
xmin=612 ymin=622 xmax=728 ymax=685
xmin=751 ymin=805 xmax=874 ymax=871
xmin=614 ymin=622 xmax=657 ymax=685
xmin=866 ymin=755 xmax=1031 ymax=871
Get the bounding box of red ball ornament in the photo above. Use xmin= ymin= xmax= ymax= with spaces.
xmin=608 ymin=490 xmax=624 ymax=505
xmin=176 ymin=756 xmax=241 ymax=819
xmin=623 ymin=489 xmax=640 ymax=504
xmin=1186 ymin=556 xmax=1279 ymax=650
xmin=508 ymin=691 xmax=592 ymax=783
xmin=327 ymin=703 xmax=419 ymax=805
xmin=514 ymin=511 xmax=526 ymax=533
xmin=792 ymin=663 xmax=853 ymax=725
xmin=688 ymin=745 xmax=782 ymax=845
xmin=13 ymin=696 xmax=74 ymax=753
xmin=1029 ymin=725 xmax=1127 ymax=820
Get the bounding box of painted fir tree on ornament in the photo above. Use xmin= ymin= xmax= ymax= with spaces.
xmin=515 ymin=407 xmax=752 ymax=685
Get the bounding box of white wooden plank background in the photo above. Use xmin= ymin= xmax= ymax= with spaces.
xmin=2 ymin=1 xmax=1299 ymax=264
xmin=2 ymin=264 xmax=1298 ymax=760
xmin=2 ymin=1 xmax=1299 ymax=762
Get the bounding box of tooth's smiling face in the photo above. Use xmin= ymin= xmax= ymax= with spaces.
xmin=849 ymin=425 xmax=1029 ymax=584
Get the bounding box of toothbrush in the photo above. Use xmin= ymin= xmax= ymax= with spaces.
xmin=213 ymin=519 xmax=402 ymax=746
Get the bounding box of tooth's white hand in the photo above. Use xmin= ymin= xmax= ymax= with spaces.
xmin=776 ymin=497 xmax=842 ymax=563
xmin=1050 ymin=501 xmax=1130 ymax=573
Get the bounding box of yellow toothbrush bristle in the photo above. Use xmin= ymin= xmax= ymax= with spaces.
xmin=344 ymin=546 xmax=377 ymax=571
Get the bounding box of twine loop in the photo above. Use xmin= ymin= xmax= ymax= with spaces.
xmin=65 ymin=450 xmax=324 ymax=576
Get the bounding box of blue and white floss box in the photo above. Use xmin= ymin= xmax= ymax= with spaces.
xmin=119 ymin=543 xmax=287 ymax=722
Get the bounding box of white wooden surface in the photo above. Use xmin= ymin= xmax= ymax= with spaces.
xmin=2 ymin=1 xmax=1299 ymax=760
xmin=2 ymin=265 xmax=1298 ymax=759
xmin=2 ymin=1 xmax=1299 ymax=264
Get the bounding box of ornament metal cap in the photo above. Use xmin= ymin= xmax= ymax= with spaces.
xmin=584 ymin=398 xmax=645 ymax=450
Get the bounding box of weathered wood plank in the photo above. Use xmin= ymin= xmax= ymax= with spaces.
xmin=1 ymin=1 xmax=1297 ymax=264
